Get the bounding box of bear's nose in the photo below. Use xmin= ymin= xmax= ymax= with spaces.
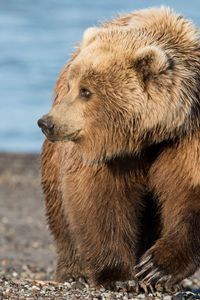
xmin=37 ymin=117 xmax=54 ymax=134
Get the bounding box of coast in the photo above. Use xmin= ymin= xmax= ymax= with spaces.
xmin=0 ymin=152 xmax=199 ymax=299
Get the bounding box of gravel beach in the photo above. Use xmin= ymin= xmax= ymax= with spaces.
xmin=0 ymin=152 xmax=199 ymax=299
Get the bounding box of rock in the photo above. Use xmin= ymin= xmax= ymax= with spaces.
xmin=164 ymin=296 xmax=172 ymax=300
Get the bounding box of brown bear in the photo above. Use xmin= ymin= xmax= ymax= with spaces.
xmin=38 ymin=7 xmax=200 ymax=287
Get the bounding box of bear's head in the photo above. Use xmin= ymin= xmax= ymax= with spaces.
xmin=38 ymin=27 xmax=193 ymax=163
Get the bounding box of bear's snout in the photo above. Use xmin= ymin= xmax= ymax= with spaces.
xmin=38 ymin=115 xmax=55 ymax=137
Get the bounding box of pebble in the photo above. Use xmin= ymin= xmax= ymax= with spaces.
xmin=64 ymin=282 xmax=72 ymax=289
xmin=0 ymin=265 xmax=200 ymax=300
xmin=164 ymin=296 xmax=172 ymax=300
xmin=31 ymin=285 xmax=40 ymax=290
xmin=183 ymin=279 xmax=192 ymax=287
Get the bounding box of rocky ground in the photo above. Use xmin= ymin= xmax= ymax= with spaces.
xmin=0 ymin=152 xmax=200 ymax=300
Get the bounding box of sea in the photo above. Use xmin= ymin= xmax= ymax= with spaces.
xmin=1 ymin=0 xmax=200 ymax=153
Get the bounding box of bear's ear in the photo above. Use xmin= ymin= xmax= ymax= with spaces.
xmin=82 ymin=27 xmax=100 ymax=47
xmin=133 ymin=46 xmax=171 ymax=81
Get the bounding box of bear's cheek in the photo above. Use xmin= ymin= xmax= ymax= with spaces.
xmin=53 ymin=116 xmax=85 ymax=141
xmin=45 ymin=103 xmax=85 ymax=142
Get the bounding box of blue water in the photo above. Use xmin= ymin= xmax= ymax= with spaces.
xmin=1 ymin=0 xmax=200 ymax=153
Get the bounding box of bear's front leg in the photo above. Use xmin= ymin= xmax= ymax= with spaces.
xmin=136 ymin=137 xmax=200 ymax=286
xmin=41 ymin=141 xmax=87 ymax=282
xmin=62 ymin=159 xmax=143 ymax=286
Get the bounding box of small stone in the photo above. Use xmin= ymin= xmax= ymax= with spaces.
xmin=32 ymin=241 xmax=40 ymax=248
xmin=31 ymin=285 xmax=40 ymax=291
xmin=103 ymin=292 xmax=112 ymax=298
xmin=12 ymin=272 xmax=18 ymax=277
xmin=164 ymin=296 xmax=172 ymax=300
xmin=92 ymin=292 xmax=102 ymax=299
xmin=64 ymin=282 xmax=71 ymax=289
xmin=172 ymin=295 xmax=184 ymax=300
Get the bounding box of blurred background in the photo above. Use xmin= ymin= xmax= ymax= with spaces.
xmin=1 ymin=0 xmax=200 ymax=153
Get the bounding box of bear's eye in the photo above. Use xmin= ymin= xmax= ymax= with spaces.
xmin=80 ymin=87 xmax=92 ymax=100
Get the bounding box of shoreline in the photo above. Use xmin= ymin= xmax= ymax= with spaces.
xmin=0 ymin=152 xmax=199 ymax=299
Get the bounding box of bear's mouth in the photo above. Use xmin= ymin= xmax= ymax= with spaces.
xmin=45 ymin=130 xmax=81 ymax=143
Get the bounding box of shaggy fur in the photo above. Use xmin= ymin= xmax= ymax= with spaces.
xmin=39 ymin=7 xmax=200 ymax=286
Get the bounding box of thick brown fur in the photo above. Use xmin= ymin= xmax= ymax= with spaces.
xmin=40 ymin=7 xmax=200 ymax=286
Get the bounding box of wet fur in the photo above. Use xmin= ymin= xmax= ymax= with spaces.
xmin=41 ymin=7 xmax=200 ymax=286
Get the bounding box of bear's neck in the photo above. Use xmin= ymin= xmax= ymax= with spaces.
xmin=106 ymin=140 xmax=172 ymax=177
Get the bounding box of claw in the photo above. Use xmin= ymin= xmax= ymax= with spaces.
xmin=139 ymin=281 xmax=149 ymax=294
xmin=148 ymin=283 xmax=156 ymax=294
xmin=135 ymin=262 xmax=153 ymax=278
xmin=138 ymin=281 xmax=156 ymax=295
xmin=157 ymin=274 xmax=171 ymax=284
xmin=135 ymin=254 xmax=152 ymax=270
xmin=144 ymin=270 xmax=161 ymax=284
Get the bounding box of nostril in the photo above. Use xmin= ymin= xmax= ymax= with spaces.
xmin=38 ymin=117 xmax=54 ymax=134
xmin=37 ymin=118 xmax=48 ymax=129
